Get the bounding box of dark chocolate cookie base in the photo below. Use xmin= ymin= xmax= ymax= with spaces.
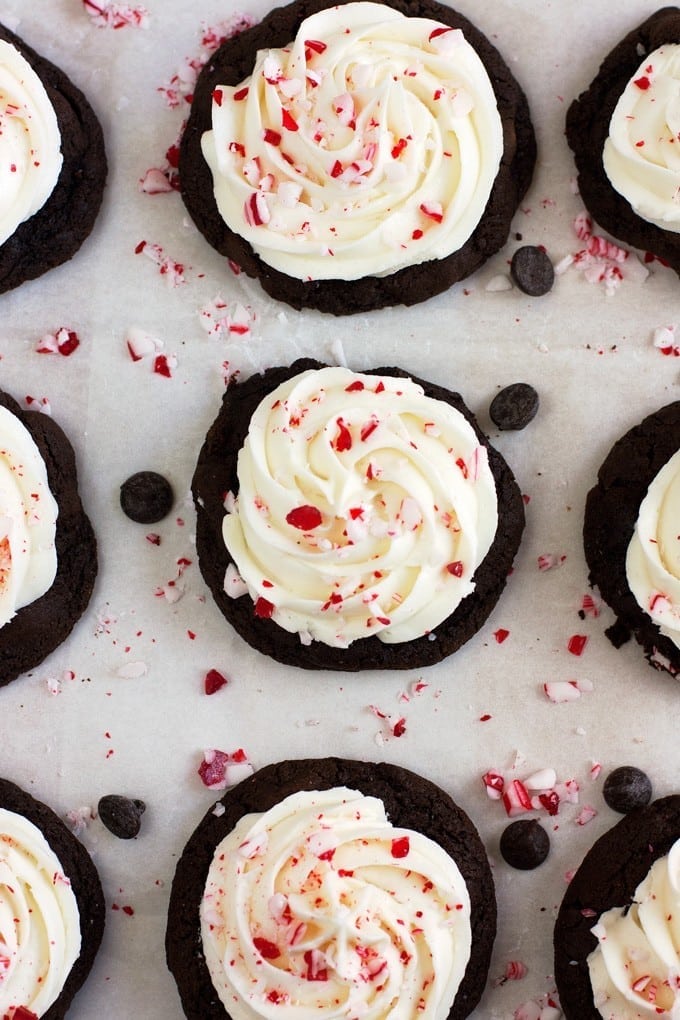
xmin=567 ymin=7 xmax=680 ymax=272
xmin=0 ymin=23 xmax=107 ymax=294
xmin=192 ymin=359 xmax=525 ymax=671
xmin=0 ymin=390 xmax=97 ymax=686
xmin=554 ymin=795 xmax=680 ymax=1019
xmin=179 ymin=0 xmax=536 ymax=314
xmin=166 ymin=757 xmax=496 ymax=1020
xmin=0 ymin=776 xmax=105 ymax=1019
xmin=583 ymin=401 xmax=680 ymax=675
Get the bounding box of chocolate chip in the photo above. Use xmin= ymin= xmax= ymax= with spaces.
xmin=510 ymin=245 xmax=554 ymax=296
xmin=489 ymin=383 xmax=539 ymax=431
xmin=98 ymin=795 xmax=146 ymax=839
xmin=120 ymin=471 xmax=173 ymax=524
xmin=603 ymin=766 xmax=652 ymax=814
xmin=500 ymin=819 xmax=550 ymax=869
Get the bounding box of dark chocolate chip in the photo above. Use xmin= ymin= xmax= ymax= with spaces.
xmin=98 ymin=795 xmax=146 ymax=839
xmin=500 ymin=818 xmax=550 ymax=869
xmin=603 ymin=766 xmax=652 ymax=814
xmin=120 ymin=471 xmax=173 ymax=524
xmin=490 ymin=383 xmax=539 ymax=431
xmin=510 ymin=245 xmax=554 ymax=296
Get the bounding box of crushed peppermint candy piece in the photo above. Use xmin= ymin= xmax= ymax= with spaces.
xmin=567 ymin=634 xmax=588 ymax=656
xmin=204 ymin=669 xmax=228 ymax=695
xmin=555 ymin=213 xmax=648 ymax=294
xmin=538 ymin=553 xmax=566 ymax=571
xmin=652 ymin=324 xmax=680 ymax=356
xmin=543 ymin=679 xmax=593 ymax=703
xmin=134 ymin=240 xmax=187 ymax=287
xmin=82 ymin=0 xmax=149 ymax=28
xmin=575 ymin=805 xmax=597 ymax=826
xmin=65 ymin=806 xmax=95 ymax=837
xmin=198 ymin=748 xmax=254 ymax=790
xmin=24 ymin=395 xmax=51 ymax=415
xmin=139 ymin=167 xmax=175 ymax=194
xmin=125 ymin=326 xmax=164 ymax=362
xmin=36 ymin=327 xmax=80 ymax=356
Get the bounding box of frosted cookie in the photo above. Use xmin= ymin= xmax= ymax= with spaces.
xmin=0 ymin=776 xmax=105 ymax=1018
xmin=567 ymin=8 xmax=680 ymax=272
xmin=0 ymin=389 xmax=97 ymax=686
xmin=192 ymin=360 xmax=525 ymax=671
xmin=554 ymin=794 xmax=680 ymax=1019
xmin=166 ymin=757 xmax=496 ymax=1020
xmin=179 ymin=0 xmax=535 ymax=313
xmin=583 ymin=401 xmax=680 ymax=676
xmin=0 ymin=23 xmax=107 ymax=294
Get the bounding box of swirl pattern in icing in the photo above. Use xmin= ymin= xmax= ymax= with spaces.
xmin=626 ymin=447 xmax=680 ymax=650
xmin=222 ymin=366 xmax=498 ymax=647
xmin=604 ymin=44 xmax=680 ymax=232
xmin=201 ymin=787 xmax=472 ymax=1020
xmin=0 ymin=808 xmax=81 ymax=1016
xmin=201 ymin=1 xmax=503 ymax=280
xmin=0 ymin=41 xmax=63 ymax=247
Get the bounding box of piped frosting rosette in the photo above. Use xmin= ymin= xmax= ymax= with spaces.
xmin=587 ymin=838 xmax=680 ymax=1017
xmin=222 ymin=366 xmax=498 ymax=648
xmin=201 ymin=1 xmax=503 ymax=281
xmin=201 ymin=787 xmax=472 ymax=1020
xmin=0 ymin=404 xmax=58 ymax=628
xmin=0 ymin=39 xmax=63 ymax=247
xmin=604 ymin=45 xmax=680 ymax=232
xmin=0 ymin=808 xmax=81 ymax=1016
xmin=626 ymin=448 xmax=680 ymax=650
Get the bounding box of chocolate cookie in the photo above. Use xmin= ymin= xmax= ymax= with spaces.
xmin=0 ymin=389 xmax=97 ymax=686
xmin=166 ymin=757 xmax=496 ymax=1020
xmin=554 ymin=795 xmax=680 ymax=1019
xmin=192 ymin=359 xmax=525 ymax=671
xmin=567 ymin=8 xmax=680 ymax=272
xmin=179 ymin=0 xmax=535 ymax=314
xmin=583 ymin=401 xmax=680 ymax=675
xmin=0 ymin=23 xmax=107 ymax=294
xmin=0 ymin=776 xmax=105 ymax=1019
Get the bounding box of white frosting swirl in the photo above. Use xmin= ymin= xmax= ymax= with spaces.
xmin=0 ymin=808 xmax=81 ymax=1016
xmin=0 ymin=405 xmax=58 ymax=628
xmin=626 ymin=447 xmax=680 ymax=650
xmin=201 ymin=787 xmax=472 ymax=1020
xmin=588 ymin=838 xmax=680 ymax=1017
xmin=0 ymin=40 xmax=63 ymax=247
xmin=201 ymin=1 xmax=503 ymax=280
xmin=222 ymin=366 xmax=498 ymax=647
xmin=604 ymin=44 xmax=680 ymax=232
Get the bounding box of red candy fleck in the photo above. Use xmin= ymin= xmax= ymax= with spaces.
xmin=345 ymin=380 xmax=365 ymax=391
xmin=212 ymin=87 xmax=223 ymax=106
xmin=153 ymin=354 xmax=173 ymax=378
xmin=502 ymin=779 xmax=532 ymax=817
xmin=567 ymin=634 xmax=588 ymax=656
xmin=254 ymin=597 xmax=275 ymax=619
xmin=304 ymin=949 xmax=328 ymax=981
xmin=11 ymin=1010 xmax=39 ymax=1020
xmin=263 ymin=128 xmax=282 ymax=146
xmin=538 ymin=790 xmax=560 ymax=816
xmin=391 ymin=836 xmax=410 ymax=858
xmin=286 ymin=505 xmax=323 ymax=530
xmin=392 ymin=717 xmax=407 ymax=738
xmin=493 ymin=628 xmax=510 ymax=644
xmin=634 ymin=75 xmax=651 ymax=90
xmin=305 ymin=38 xmax=327 ymax=56
xmin=282 ymin=109 xmax=299 ymax=132
xmin=233 ymin=86 xmax=249 ymax=101
xmin=254 ymin=937 xmax=281 ymax=960
xmin=204 ymin=669 xmax=228 ymax=695
xmin=446 ymin=561 xmax=464 ymax=577
xmin=333 ymin=418 xmax=353 ymax=452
